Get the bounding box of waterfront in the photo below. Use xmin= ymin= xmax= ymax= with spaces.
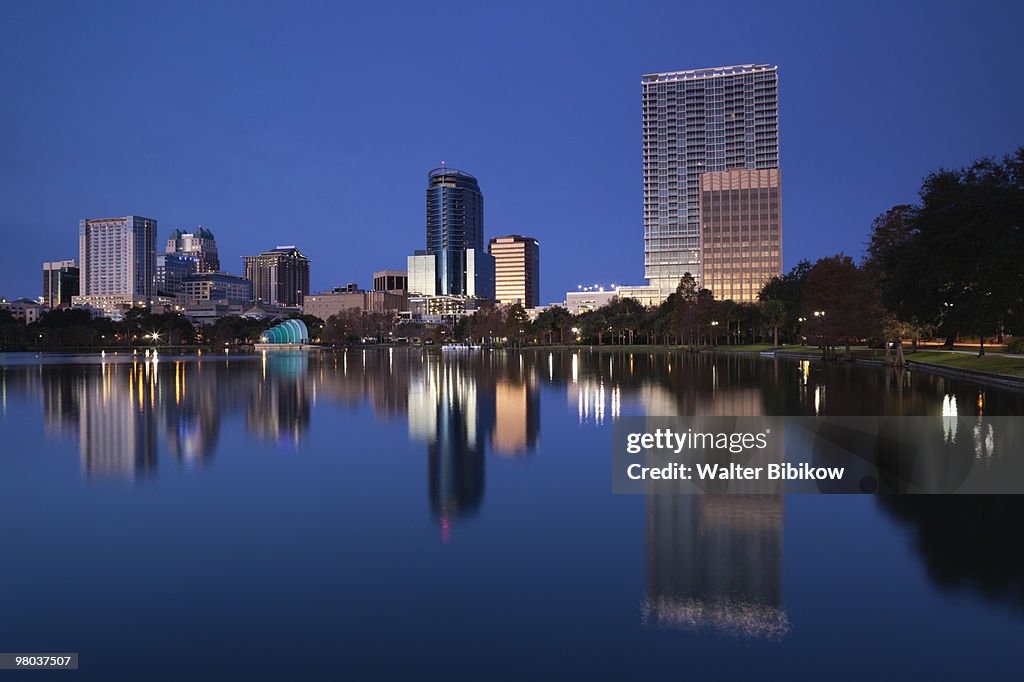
xmin=0 ymin=349 xmax=1022 ymax=680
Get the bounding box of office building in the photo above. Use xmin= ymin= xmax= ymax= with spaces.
xmin=700 ymin=169 xmax=782 ymax=302
xmin=373 ymin=270 xmax=408 ymax=293
xmin=166 ymin=227 xmax=220 ymax=273
xmin=73 ymin=215 xmax=157 ymax=313
xmin=242 ymin=246 xmax=311 ymax=307
xmin=565 ymin=289 xmax=617 ymax=314
xmin=42 ymin=259 xmax=79 ymax=308
xmin=489 ymin=235 xmax=539 ymax=308
xmin=182 ymin=272 xmax=253 ymax=304
xmin=407 ymin=252 xmax=437 ymax=296
xmin=155 ymin=253 xmax=198 ymax=296
xmin=425 ymin=166 xmax=491 ymax=297
xmin=304 ymin=288 xmax=406 ymax=319
xmin=642 ymin=64 xmax=781 ymax=300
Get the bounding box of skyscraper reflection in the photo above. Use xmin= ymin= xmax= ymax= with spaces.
xmin=407 ymin=352 xmax=541 ymax=529
xmin=643 ymin=493 xmax=788 ymax=638
xmin=638 ymin=366 xmax=788 ymax=638
xmin=410 ymin=356 xmax=492 ymax=520
xmin=79 ymin=361 xmax=158 ymax=479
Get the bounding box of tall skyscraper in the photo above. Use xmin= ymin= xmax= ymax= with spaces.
xmin=425 ymin=166 xmax=488 ymax=297
xmin=75 ymin=216 xmax=157 ymax=310
xmin=642 ymin=64 xmax=781 ymax=301
xmin=489 ymin=235 xmax=540 ymax=308
xmin=166 ymin=227 xmax=220 ymax=273
xmin=242 ymin=246 xmax=310 ymax=306
xmin=42 ymin=259 xmax=79 ymax=308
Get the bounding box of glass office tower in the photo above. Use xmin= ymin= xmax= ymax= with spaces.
xmin=642 ymin=64 xmax=780 ymax=298
xmin=426 ymin=167 xmax=484 ymax=296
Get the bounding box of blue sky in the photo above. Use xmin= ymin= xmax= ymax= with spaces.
xmin=1 ymin=0 xmax=1021 ymax=304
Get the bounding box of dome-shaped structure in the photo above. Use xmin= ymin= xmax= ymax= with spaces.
xmin=260 ymin=319 xmax=309 ymax=345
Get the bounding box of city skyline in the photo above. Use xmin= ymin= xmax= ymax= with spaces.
xmin=2 ymin=2 xmax=1022 ymax=304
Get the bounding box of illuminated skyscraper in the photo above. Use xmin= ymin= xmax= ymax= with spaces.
xmin=408 ymin=166 xmax=494 ymax=301
xmin=75 ymin=215 xmax=157 ymax=311
xmin=166 ymin=227 xmax=220 ymax=273
xmin=243 ymin=246 xmax=311 ymax=306
xmin=489 ymin=235 xmax=540 ymax=308
xmin=642 ymin=64 xmax=781 ymax=301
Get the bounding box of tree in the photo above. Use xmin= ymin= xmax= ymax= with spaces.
xmin=867 ymin=148 xmax=1024 ymax=355
xmin=672 ymin=274 xmax=699 ymax=348
xmin=504 ymin=303 xmax=529 ymax=347
xmin=758 ymin=260 xmax=811 ymax=344
xmin=761 ymin=299 xmax=785 ymax=348
xmin=802 ymin=254 xmax=882 ymax=361
xmin=532 ymin=306 xmax=574 ymax=345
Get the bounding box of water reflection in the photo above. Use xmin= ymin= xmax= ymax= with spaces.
xmin=879 ymin=496 xmax=1024 ymax=613
xmin=2 ymin=348 xmax=1023 ymax=638
xmin=643 ymin=494 xmax=788 ymax=639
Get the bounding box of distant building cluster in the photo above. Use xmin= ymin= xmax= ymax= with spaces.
xmin=20 ymin=63 xmax=782 ymax=325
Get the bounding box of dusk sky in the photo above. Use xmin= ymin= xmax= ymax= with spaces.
xmin=2 ymin=0 xmax=1022 ymax=304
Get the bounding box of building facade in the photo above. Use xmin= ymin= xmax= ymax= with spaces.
xmin=565 ymin=289 xmax=617 ymax=314
xmin=155 ymin=253 xmax=198 ymax=296
xmin=42 ymin=259 xmax=79 ymax=308
xmin=74 ymin=216 xmax=157 ymax=312
xmin=303 ymin=289 xmax=406 ymax=319
xmin=642 ymin=64 xmax=780 ymax=300
xmin=373 ymin=270 xmax=408 ymax=293
xmin=166 ymin=227 xmax=220 ymax=273
xmin=489 ymin=235 xmax=540 ymax=308
xmin=700 ymin=169 xmax=781 ymax=303
xmin=242 ymin=246 xmax=311 ymax=306
xmin=182 ymin=272 xmax=253 ymax=304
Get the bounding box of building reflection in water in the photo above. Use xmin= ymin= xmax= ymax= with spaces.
xmin=79 ymin=359 xmax=158 ymax=479
xmin=635 ymin=360 xmax=789 ymax=639
xmin=643 ymin=494 xmax=787 ymax=638
xmin=408 ymin=352 xmax=540 ymax=535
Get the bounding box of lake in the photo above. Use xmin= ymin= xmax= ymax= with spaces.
xmin=0 ymin=348 xmax=1021 ymax=680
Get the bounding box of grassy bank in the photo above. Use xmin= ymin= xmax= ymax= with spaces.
xmin=905 ymin=350 xmax=1024 ymax=379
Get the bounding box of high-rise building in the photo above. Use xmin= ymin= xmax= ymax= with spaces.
xmin=42 ymin=259 xmax=79 ymax=308
xmin=166 ymin=227 xmax=220 ymax=273
xmin=425 ymin=166 xmax=489 ymax=297
xmin=642 ymin=64 xmax=781 ymax=301
xmin=74 ymin=216 xmax=157 ymax=312
xmin=489 ymin=235 xmax=540 ymax=308
xmin=242 ymin=245 xmax=310 ymax=306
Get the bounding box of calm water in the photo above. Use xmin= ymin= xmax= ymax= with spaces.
xmin=0 ymin=349 xmax=1022 ymax=681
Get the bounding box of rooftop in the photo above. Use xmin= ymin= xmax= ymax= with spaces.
xmin=642 ymin=64 xmax=776 ymax=83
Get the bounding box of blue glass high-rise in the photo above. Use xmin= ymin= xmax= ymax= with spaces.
xmin=426 ymin=167 xmax=484 ymax=296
